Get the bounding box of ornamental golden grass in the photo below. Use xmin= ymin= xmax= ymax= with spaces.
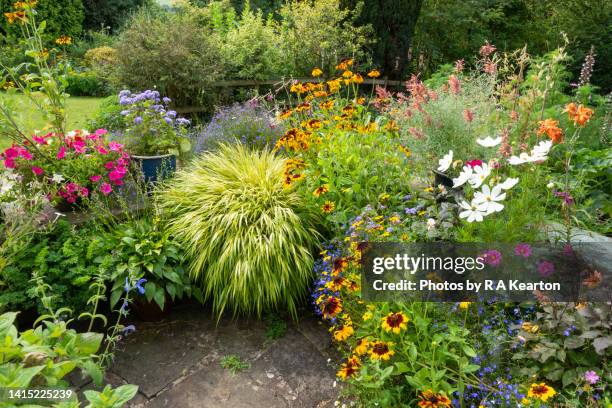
xmin=156 ymin=144 xmax=321 ymax=319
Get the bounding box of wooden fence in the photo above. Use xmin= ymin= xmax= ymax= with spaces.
xmin=175 ymin=77 xmax=406 ymax=114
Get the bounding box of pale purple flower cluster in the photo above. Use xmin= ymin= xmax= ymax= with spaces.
xmin=193 ymin=101 xmax=285 ymax=153
xmin=118 ymin=90 xmax=191 ymax=127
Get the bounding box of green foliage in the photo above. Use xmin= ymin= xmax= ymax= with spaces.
xmin=156 ymin=144 xmax=321 ymax=318
xmin=0 ymin=311 xmax=103 ymax=389
xmin=82 ymin=0 xmax=152 ymax=32
xmin=264 ymin=313 xmax=287 ymax=340
xmin=511 ymin=303 xmax=612 ymax=389
xmin=105 ymin=218 xmax=202 ymax=311
xmin=88 ymin=95 xmax=124 ymax=132
xmin=220 ymin=355 xmax=250 ymax=374
xmin=0 ymin=0 xmax=85 ymax=44
xmin=82 ymin=384 xmax=139 ymax=408
xmin=66 ymin=69 xmax=108 ymax=96
xmin=0 ymin=221 xmax=105 ymax=314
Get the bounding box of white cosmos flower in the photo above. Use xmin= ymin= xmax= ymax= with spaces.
xmin=452 ymin=166 xmax=473 ymax=188
xmin=458 ymin=200 xmax=486 ymax=222
xmin=532 ymin=140 xmax=552 ymax=157
xmin=437 ymin=150 xmax=453 ymax=172
xmin=508 ymin=152 xmax=531 ymax=165
xmin=52 ymin=173 xmax=65 ymax=184
xmin=468 ymin=163 xmax=491 ymax=188
xmin=473 ymin=184 xmax=506 ymax=214
xmin=476 ymin=136 xmax=502 ymax=147
xmin=498 ymin=177 xmax=519 ymax=190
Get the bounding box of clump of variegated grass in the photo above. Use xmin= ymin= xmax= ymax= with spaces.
xmin=156 ymin=144 xmax=321 ymax=319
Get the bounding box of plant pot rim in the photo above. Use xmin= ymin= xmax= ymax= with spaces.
xmin=130 ymin=153 xmax=175 ymax=159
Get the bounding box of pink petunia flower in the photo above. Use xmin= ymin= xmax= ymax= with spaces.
xmin=31 ymin=166 xmax=44 ymax=176
xmin=99 ymin=182 xmax=112 ymax=196
xmin=109 ymin=141 xmax=123 ymax=152
xmin=90 ymin=175 xmax=102 ymax=183
xmin=72 ymin=140 xmax=86 ymax=154
xmin=104 ymin=161 xmax=115 ymax=170
xmin=80 ymin=187 xmax=89 ymax=197
xmin=17 ymin=147 xmax=32 ymax=160
xmin=32 ymin=135 xmax=47 ymax=144
xmin=96 ymin=145 xmax=109 ymax=155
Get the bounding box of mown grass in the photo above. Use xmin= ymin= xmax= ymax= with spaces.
xmin=0 ymin=94 xmax=103 ymax=149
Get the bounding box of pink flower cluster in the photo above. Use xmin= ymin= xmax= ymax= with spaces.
xmin=57 ymin=182 xmax=89 ymax=203
xmin=0 ymin=129 xmax=130 ymax=202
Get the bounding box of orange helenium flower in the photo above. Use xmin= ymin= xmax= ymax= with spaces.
xmin=367 ymin=69 xmax=381 ymax=78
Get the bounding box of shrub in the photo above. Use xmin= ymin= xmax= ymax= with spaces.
xmin=65 ymin=69 xmax=108 ymax=96
xmin=221 ymin=5 xmax=283 ymax=80
xmin=192 ymin=100 xmax=285 ymax=153
xmin=277 ymin=0 xmax=371 ymax=75
xmin=156 ymin=144 xmax=321 ymax=318
xmin=113 ymin=8 xmax=223 ymax=107
xmin=84 ymin=45 xmax=118 ymax=68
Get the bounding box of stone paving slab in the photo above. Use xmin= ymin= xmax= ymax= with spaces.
xmin=83 ymin=304 xmax=340 ymax=407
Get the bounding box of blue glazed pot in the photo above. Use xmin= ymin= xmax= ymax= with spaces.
xmin=131 ymin=154 xmax=176 ymax=183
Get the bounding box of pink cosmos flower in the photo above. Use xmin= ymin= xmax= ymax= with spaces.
xmin=95 ymin=128 xmax=108 ymax=136
xmin=537 ymin=260 xmax=555 ymax=277
xmin=105 ymin=161 xmax=115 ymax=170
xmin=31 ymin=166 xmax=44 ymax=176
xmin=466 ymin=159 xmax=483 ymax=168
xmin=481 ymin=249 xmax=502 ymax=267
xmin=514 ymin=243 xmax=532 ymax=258
xmin=57 ymin=146 xmax=66 ymax=159
xmin=32 ymin=135 xmax=47 ymax=144
xmin=66 ymin=195 xmax=77 ymax=204
xmin=100 ymin=182 xmax=112 ymax=196
xmin=80 ymin=187 xmax=89 ymax=197
xmin=96 ymin=145 xmax=109 ymax=155
xmin=90 ymin=175 xmax=102 ymax=182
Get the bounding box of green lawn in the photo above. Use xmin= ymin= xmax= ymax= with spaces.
xmin=0 ymin=94 xmax=104 ymax=149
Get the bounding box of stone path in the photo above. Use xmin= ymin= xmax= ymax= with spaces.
xmin=72 ymin=303 xmax=340 ymax=407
